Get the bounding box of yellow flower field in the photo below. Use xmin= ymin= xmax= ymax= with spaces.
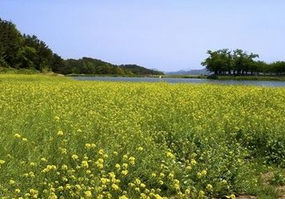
xmin=0 ymin=74 xmax=284 ymax=198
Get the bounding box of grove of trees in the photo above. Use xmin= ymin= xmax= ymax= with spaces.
xmin=0 ymin=18 xmax=65 ymax=73
xmin=202 ymin=49 xmax=285 ymax=75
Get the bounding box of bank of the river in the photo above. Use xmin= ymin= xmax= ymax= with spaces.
xmin=208 ymin=75 xmax=285 ymax=81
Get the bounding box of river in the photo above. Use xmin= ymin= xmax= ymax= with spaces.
xmin=72 ymin=76 xmax=285 ymax=87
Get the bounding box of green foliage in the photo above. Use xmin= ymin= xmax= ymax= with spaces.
xmin=202 ymin=49 xmax=285 ymax=76
xmin=270 ymin=171 xmax=285 ymax=186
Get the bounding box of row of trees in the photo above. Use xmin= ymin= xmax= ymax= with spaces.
xmin=0 ymin=17 xmax=164 ymax=76
xmin=201 ymin=49 xmax=285 ymax=75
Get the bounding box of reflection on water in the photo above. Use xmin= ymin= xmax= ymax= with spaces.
xmin=73 ymin=76 xmax=285 ymax=87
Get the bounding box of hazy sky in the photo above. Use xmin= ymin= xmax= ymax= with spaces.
xmin=1 ymin=0 xmax=285 ymax=72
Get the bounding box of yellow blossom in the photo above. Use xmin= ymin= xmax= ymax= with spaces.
xmin=129 ymin=156 xmax=135 ymax=165
xmin=121 ymin=170 xmax=128 ymax=176
xmin=85 ymin=191 xmax=92 ymax=198
xmin=81 ymin=160 xmax=89 ymax=168
xmin=155 ymin=194 xmax=163 ymax=199
xmin=198 ymin=190 xmax=205 ymax=198
xmin=71 ymin=154 xmax=79 ymax=160
xmin=206 ymin=184 xmax=213 ymax=190
xmin=229 ymin=194 xmax=236 ymax=199
xmin=111 ymin=183 xmax=120 ymax=191
xmin=115 ymin=163 xmax=121 ymax=169
xmin=61 ymin=164 xmax=68 ymax=170
xmin=140 ymin=183 xmax=146 ymax=188
xmin=122 ymin=163 xmax=128 ymax=169
xmin=201 ymin=169 xmax=207 ymax=176
xmin=140 ymin=193 xmax=148 ymax=199
xmin=123 ymin=154 xmax=128 ymax=160
xmin=57 ymin=130 xmax=64 ymax=136
xmin=166 ymin=151 xmax=175 ymax=158
xmin=29 ymin=172 xmax=35 ymax=178
xmin=159 ymin=172 xmax=165 ymax=178
xmin=135 ymin=178 xmax=141 ymax=185
xmin=54 ymin=116 xmax=60 ymax=120
xmin=14 ymin=134 xmax=21 ymax=138
xmin=99 ymin=149 xmax=104 ymax=155
xmin=9 ymin=179 xmax=15 ymax=185
xmin=137 ymin=146 xmax=144 ymax=151
xmin=191 ymin=159 xmax=197 ymax=165
xmin=15 ymin=188 xmax=21 ymax=193
xmin=185 ymin=188 xmax=190 ymax=195
xmin=119 ymin=195 xmax=128 ymax=199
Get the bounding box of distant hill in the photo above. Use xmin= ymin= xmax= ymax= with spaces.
xmin=120 ymin=64 xmax=164 ymax=75
xmin=166 ymin=68 xmax=210 ymax=75
xmin=63 ymin=57 xmax=164 ymax=76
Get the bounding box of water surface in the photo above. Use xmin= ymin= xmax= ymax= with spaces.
xmin=73 ymin=76 xmax=285 ymax=87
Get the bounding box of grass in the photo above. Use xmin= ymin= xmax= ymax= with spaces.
xmin=0 ymin=74 xmax=284 ymax=198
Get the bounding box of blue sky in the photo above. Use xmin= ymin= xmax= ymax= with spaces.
xmin=1 ymin=0 xmax=285 ymax=72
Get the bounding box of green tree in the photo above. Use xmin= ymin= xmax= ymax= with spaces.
xmin=0 ymin=18 xmax=22 ymax=67
xmin=16 ymin=46 xmax=37 ymax=69
xmin=23 ymin=34 xmax=53 ymax=71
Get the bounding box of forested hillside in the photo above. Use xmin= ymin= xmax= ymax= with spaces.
xmin=0 ymin=17 xmax=163 ymax=76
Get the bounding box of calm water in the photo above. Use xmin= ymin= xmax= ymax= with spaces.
xmin=73 ymin=76 xmax=285 ymax=87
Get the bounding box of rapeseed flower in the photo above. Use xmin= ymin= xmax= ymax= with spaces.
xmin=84 ymin=191 xmax=92 ymax=198
xmin=14 ymin=134 xmax=21 ymax=138
xmin=111 ymin=183 xmax=120 ymax=191
xmin=81 ymin=160 xmax=89 ymax=168
xmin=9 ymin=180 xmax=15 ymax=185
xmin=137 ymin=146 xmax=144 ymax=151
xmin=71 ymin=154 xmax=79 ymax=160
xmin=129 ymin=156 xmax=135 ymax=165
xmin=119 ymin=195 xmax=128 ymax=199
xmin=206 ymin=184 xmax=213 ymax=190
xmin=121 ymin=170 xmax=128 ymax=176
xmin=57 ymin=130 xmax=64 ymax=136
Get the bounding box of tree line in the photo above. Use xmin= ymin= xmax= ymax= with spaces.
xmin=0 ymin=17 xmax=163 ymax=75
xmin=201 ymin=49 xmax=285 ymax=75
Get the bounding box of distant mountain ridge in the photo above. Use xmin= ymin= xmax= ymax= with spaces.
xmin=166 ymin=68 xmax=210 ymax=75
xmin=64 ymin=57 xmax=164 ymax=75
